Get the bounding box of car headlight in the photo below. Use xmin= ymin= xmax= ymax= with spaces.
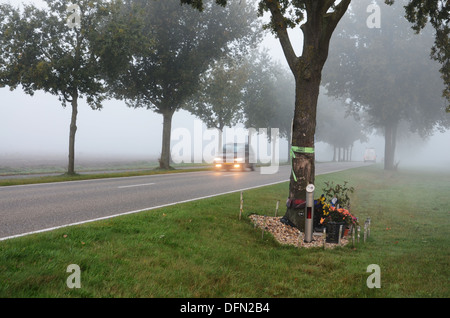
xmin=235 ymin=157 xmax=244 ymax=162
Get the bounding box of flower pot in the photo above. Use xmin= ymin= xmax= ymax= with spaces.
xmin=343 ymin=228 xmax=349 ymax=237
xmin=325 ymin=221 xmax=346 ymax=243
xmin=344 ymin=225 xmax=352 ymax=237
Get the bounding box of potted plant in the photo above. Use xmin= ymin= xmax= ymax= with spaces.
xmin=322 ymin=181 xmax=354 ymax=209
xmin=317 ymin=181 xmax=358 ymax=243
xmin=320 ymin=204 xmax=358 ymax=243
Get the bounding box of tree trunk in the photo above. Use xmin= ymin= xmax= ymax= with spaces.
xmin=384 ymin=121 xmax=398 ymax=170
xmin=268 ymin=0 xmax=351 ymax=231
xmin=218 ymin=128 xmax=223 ymax=153
xmin=160 ymin=110 xmax=175 ymax=169
xmin=67 ymin=91 xmax=78 ymax=175
xmin=286 ymin=130 xmax=292 ymax=163
xmin=350 ymin=144 xmax=353 ymax=161
xmin=283 ymin=65 xmax=322 ymax=230
xmin=333 ymin=144 xmax=336 ymax=162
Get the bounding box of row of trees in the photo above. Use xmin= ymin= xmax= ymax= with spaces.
xmin=322 ymin=0 xmax=450 ymax=170
xmin=186 ymin=50 xmax=295 ymax=152
xmin=316 ymin=90 xmax=369 ymax=162
xmin=0 ymin=0 xmax=265 ymax=173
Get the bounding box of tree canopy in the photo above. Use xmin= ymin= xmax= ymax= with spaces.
xmin=241 ymin=50 xmax=294 ymax=141
xmin=386 ymin=0 xmax=449 ymax=111
xmin=184 ymin=56 xmax=248 ymax=150
xmin=0 ymin=0 xmax=139 ymax=174
xmin=111 ymin=0 xmax=260 ymax=169
xmin=323 ymin=0 xmax=449 ymax=169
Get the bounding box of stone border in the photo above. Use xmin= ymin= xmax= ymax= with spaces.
xmin=249 ymin=214 xmax=349 ymax=249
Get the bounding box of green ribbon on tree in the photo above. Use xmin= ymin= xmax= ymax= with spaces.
xmin=290 ymin=146 xmax=315 ymax=182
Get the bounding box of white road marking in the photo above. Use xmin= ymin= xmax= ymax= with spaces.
xmin=0 ymin=170 xmax=211 ymax=189
xmin=117 ymin=183 xmax=155 ymax=189
xmin=0 ymin=163 xmax=368 ymax=241
xmin=0 ymin=179 xmax=289 ymax=241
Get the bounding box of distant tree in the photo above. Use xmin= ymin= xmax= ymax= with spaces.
xmin=0 ymin=0 xmax=140 ymax=175
xmin=241 ymin=50 xmax=294 ymax=155
xmin=386 ymin=0 xmax=449 ymax=112
xmin=185 ymin=56 xmax=249 ymax=151
xmin=315 ymin=90 xmax=369 ymax=161
xmin=111 ymin=0 xmax=260 ymax=169
xmin=323 ymin=0 xmax=449 ymax=170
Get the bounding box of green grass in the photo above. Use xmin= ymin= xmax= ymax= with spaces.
xmin=0 ymin=165 xmax=448 ymax=298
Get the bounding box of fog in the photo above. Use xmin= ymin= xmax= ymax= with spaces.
xmin=2 ymin=82 xmax=448 ymax=170
xmin=0 ymin=0 xmax=449 ymax=172
xmin=394 ymin=131 xmax=450 ymax=170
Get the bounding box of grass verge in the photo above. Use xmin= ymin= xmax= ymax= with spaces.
xmin=0 ymin=166 xmax=211 ymax=187
xmin=0 ymin=165 xmax=448 ymax=298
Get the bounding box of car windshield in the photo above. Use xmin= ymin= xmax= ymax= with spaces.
xmin=223 ymin=144 xmax=245 ymax=153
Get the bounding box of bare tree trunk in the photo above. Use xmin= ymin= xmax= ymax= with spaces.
xmin=350 ymin=144 xmax=353 ymax=161
xmin=218 ymin=128 xmax=223 ymax=153
xmin=384 ymin=121 xmax=398 ymax=170
xmin=160 ymin=110 xmax=174 ymax=169
xmin=67 ymin=91 xmax=78 ymax=175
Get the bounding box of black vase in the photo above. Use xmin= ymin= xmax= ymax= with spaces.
xmin=325 ymin=221 xmax=346 ymax=243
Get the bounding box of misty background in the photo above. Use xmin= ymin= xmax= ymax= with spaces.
xmin=0 ymin=0 xmax=449 ymax=171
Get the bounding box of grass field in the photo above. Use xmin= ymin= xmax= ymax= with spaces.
xmin=0 ymin=164 xmax=448 ymax=298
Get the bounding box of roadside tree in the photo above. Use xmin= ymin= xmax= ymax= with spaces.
xmin=182 ymin=0 xmax=351 ymax=230
xmin=0 ymin=0 xmax=141 ymax=174
xmin=111 ymin=0 xmax=260 ymax=169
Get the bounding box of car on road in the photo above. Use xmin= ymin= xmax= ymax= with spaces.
xmin=213 ymin=143 xmax=255 ymax=171
xmin=364 ymin=147 xmax=377 ymax=163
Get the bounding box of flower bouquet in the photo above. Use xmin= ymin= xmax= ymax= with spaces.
xmin=315 ymin=181 xmax=358 ymax=243
xmin=319 ymin=202 xmax=358 ymax=227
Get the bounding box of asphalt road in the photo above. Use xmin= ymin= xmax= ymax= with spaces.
xmin=0 ymin=161 xmax=368 ymax=240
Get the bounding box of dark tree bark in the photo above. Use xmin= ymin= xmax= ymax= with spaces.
xmin=160 ymin=109 xmax=175 ymax=170
xmin=68 ymin=91 xmax=79 ymax=175
xmin=384 ymin=120 xmax=398 ymax=170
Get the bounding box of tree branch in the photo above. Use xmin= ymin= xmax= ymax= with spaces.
xmin=62 ymin=90 xmax=73 ymax=103
xmin=264 ymin=0 xmax=299 ymax=73
xmin=323 ymin=0 xmax=351 ymax=37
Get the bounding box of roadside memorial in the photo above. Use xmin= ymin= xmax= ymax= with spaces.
xmin=245 ymin=181 xmax=372 ymax=249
